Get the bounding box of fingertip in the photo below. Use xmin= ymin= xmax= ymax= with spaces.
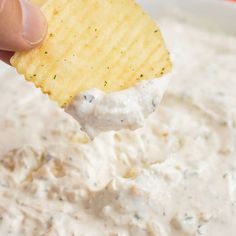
xmin=0 ymin=0 xmax=47 ymax=52
xmin=19 ymin=0 xmax=48 ymax=47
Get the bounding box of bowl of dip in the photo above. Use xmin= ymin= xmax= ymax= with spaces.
xmin=0 ymin=0 xmax=235 ymax=235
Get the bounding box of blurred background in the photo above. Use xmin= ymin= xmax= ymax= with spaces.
xmin=137 ymin=0 xmax=236 ymax=35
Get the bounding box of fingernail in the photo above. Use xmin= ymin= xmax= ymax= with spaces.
xmin=19 ymin=0 xmax=47 ymax=45
xmin=0 ymin=0 xmax=7 ymax=12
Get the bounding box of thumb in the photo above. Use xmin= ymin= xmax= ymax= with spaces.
xmin=0 ymin=0 xmax=47 ymax=52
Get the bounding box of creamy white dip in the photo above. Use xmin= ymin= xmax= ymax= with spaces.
xmin=0 ymin=17 xmax=236 ymax=236
xmin=66 ymin=75 xmax=170 ymax=138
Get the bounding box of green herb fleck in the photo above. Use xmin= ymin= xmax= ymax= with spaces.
xmin=185 ymin=216 xmax=193 ymax=220
xmin=44 ymin=51 xmax=48 ymax=54
xmin=53 ymin=75 xmax=57 ymax=80
xmin=222 ymin=173 xmax=228 ymax=179
xmin=104 ymin=81 xmax=107 ymax=87
xmin=154 ymin=30 xmax=159 ymax=33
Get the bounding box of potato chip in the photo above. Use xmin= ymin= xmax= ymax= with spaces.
xmin=11 ymin=0 xmax=171 ymax=107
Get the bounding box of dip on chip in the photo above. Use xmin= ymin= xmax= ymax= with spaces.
xmin=11 ymin=0 xmax=171 ymax=107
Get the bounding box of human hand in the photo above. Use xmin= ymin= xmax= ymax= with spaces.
xmin=0 ymin=0 xmax=47 ymax=64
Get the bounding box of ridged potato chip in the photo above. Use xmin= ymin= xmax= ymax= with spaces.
xmin=11 ymin=0 xmax=171 ymax=107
